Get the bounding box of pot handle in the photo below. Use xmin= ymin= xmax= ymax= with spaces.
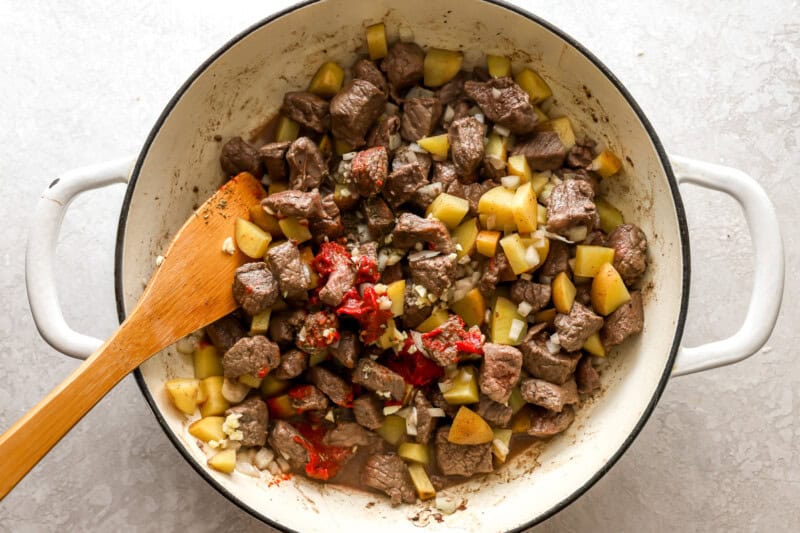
xmin=669 ymin=155 xmax=784 ymax=376
xmin=26 ymin=157 xmax=135 ymax=360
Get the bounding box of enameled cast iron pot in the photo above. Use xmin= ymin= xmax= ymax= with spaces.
xmin=25 ymin=1 xmax=784 ymax=530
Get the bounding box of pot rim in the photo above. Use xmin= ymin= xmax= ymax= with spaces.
xmin=114 ymin=1 xmax=691 ymax=530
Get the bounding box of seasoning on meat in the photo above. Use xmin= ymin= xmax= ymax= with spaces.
xmin=607 ymin=224 xmax=648 ymax=285
xmin=434 ymin=427 xmax=493 ymax=477
xmin=509 ymin=279 xmax=551 ymax=314
xmin=205 ymin=315 xmax=246 ymax=353
xmin=225 ymin=397 xmax=269 ymax=447
xmin=352 ymin=359 xmax=405 ymax=401
xmin=475 ymin=394 xmax=513 ymax=428
xmin=223 ymin=336 xmax=280 ymax=379
xmin=296 ymin=311 xmax=340 ymax=356
xmin=281 ymin=91 xmax=330 ymax=133
xmin=266 ymin=241 xmax=312 ymax=301
xmin=268 ymin=309 xmax=307 ymax=347
xmin=479 ymin=343 xmax=522 ymax=404
xmin=352 ymin=58 xmax=388 ymax=95
xmin=520 ymin=378 xmax=579 ymax=412
xmin=381 ymin=42 xmax=425 ymax=92
xmin=353 ymin=394 xmax=385 ymax=430
xmin=262 ymin=190 xmax=323 ymax=219
xmin=330 ymin=79 xmax=387 ymax=147
xmin=554 ymin=302 xmax=604 ymax=352
xmin=289 ymin=384 xmax=330 ymax=413
xmin=351 ymin=146 xmax=388 ymax=197
xmin=601 ymin=290 xmax=644 ymax=347
xmin=400 ymin=97 xmax=443 ymax=142
xmin=232 ymin=262 xmax=279 ymax=316
xmin=519 ymin=328 xmax=581 ymax=385
xmin=463 ymin=77 xmax=538 ymax=134
xmin=362 ymin=196 xmax=395 ymax=237
xmin=527 ymin=405 xmax=575 ymax=438
xmin=448 ymin=116 xmax=485 ymax=178
xmin=258 ymin=141 xmax=290 ymax=180
xmin=361 ymin=453 xmax=416 ymax=506
xmin=546 ymin=179 xmax=599 ymax=236
xmin=512 ymin=131 xmax=567 ymax=171
xmin=272 ymin=348 xmax=309 ymax=380
xmin=286 ymin=137 xmax=328 ymax=192
xmin=220 ymin=136 xmax=261 ymax=177
xmin=392 ymin=213 xmax=455 ymax=254
xmin=308 ymin=366 xmax=354 ymax=407
xmin=409 ymin=254 xmax=456 ymax=298
xmin=383 ymin=162 xmax=429 ymax=209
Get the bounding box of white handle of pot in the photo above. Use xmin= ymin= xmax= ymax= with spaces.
xmin=669 ymin=155 xmax=784 ymax=376
xmin=26 ymin=157 xmax=135 ymax=360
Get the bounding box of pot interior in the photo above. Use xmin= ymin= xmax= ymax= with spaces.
xmin=117 ymin=0 xmax=687 ymax=530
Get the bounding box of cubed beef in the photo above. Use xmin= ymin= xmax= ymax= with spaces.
xmin=495 ymin=250 xmax=517 ymax=282
xmin=409 ymin=254 xmax=456 ymax=298
xmin=566 ymin=142 xmax=594 ymax=169
xmin=266 ymin=242 xmax=311 ymax=301
xmin=383 ymin=162 xmax=428 ymax=209
xmin=449 ymin=100 xmax=472 ymax=127
xmin=607 ymin=224 xmax=648 ymax=285
xmin=233 ymin=262 xmax=279 ymax=316
xmin=330 ymin=329 xmax=360 ymax=369
xmin=352 ymin=58 xmax=388 ymax=94
xmin=363 ymin=196 xmax=395 ymax=238
xmin=448 ymin=116 xmax=485 ymax=178
xmin=289 ymin=384 xmax=330 ymax=413
xmin=262 ymin=190 xmax=323 ymax=219
xmin=527 ymin=405 xmax=575 ymax=438
xmin=520 ymin=378 xmax=579 ymax=412
xmin=362 ymin=453 xmax=416 ymax=506
xmin=575 ymin=356 xmax=601 ymax=394
xmin=206 ymin=315 xmax=247 ymax=353
xmin=352 ymin=359 xmax=405 ymax=401
xmin=482 ymin=155 xmax=507 ymax=181
xmin=512 ymin=131 xmax=566 ymax=171
xmin=510 ymin=280 xmax=551 ymax=313
xmin=273 ymin=348 xmax=308 ymax=380
xmin=479 ymin=343 xmax=523 ymax=404
xmin=463 ymin=77 xmax=537 ymax=134
xmin=367 ymin=115 xmax=400 ymax=151
xmin=220 ymin=136 xmax=261 ymax=177
xmin=574 ymin=283 xmax=592 ymax=306
xmin=324 ymin=422 xmax=378 ymax=448
xmin=269 ymin=420 xmax=309 ymax=470
xmin=477 ymin=257 xmax=500 ymax=299
xmin=223 ymin=336 xmax=280 ymax=379
xmin=560 ymin=168 xmax=600 ymax=197
xmin=539 ymin=239 xmax=570 ymax=280
xmin=583 ymin=229 xmax=607 ymax=247
xmin=400 ymin=97 xmax=443 ymax=141
xmin=546 ymin=180 xmax=599 ymax=236
xmin=308 ymin=366 xmax=353 ymax=407
xmin=435 ymin=427 xmax=493 ymax=477
xmin=519 ymin=329 xmax=581 ymax=385
xmin=555 ymin=302 xmax=604 ymax=352
xmin=403 ymin=283 xmax=433 ymax=329
xmin=353 ymin=394 xmax=385 ymax=430
xmin=446 ymin=179 xmax=489 ymax=214
xmin=430 ymin=389 xmax=460 ymax=418
xmin=286 ymin=137 xmax=328 ymax=192
xmin=330 ymin=79 xmax=387 ymax=147
xmin=392 ymin=145 xmax=432 ymax=178
xmin=281 ymin=91 xmax=329 ymax=133
xmin=436 ymin=72 xmax=467 ymax=105
xmin=381 ymin=42 xmax=425 ymax=91
xmin=476 ymin=394 xmax=513 ymax=428
xmin=225 ymin=397 xmax=268 ymax=447
xmin=296 ymin=311 xmax=339 ymax=357
xmin=418 ymin=315 xmax=471 ymax=367
xmin=413 ymin=390 xmax=437 ymax=444
xmin=268 ymin=309 xmax=307 ymax=347
xmin=258 ymin=141 xmax=290 ymax=180
xmin=431 ymin=161 xmax=458 ymax=187
xmin=319 ymin=258 xmax=356 ymax=308
xmin=380 ymin=262 xmax=404 ymax=284
xmin=351 ymin=146 xmax=388 ymax=197
xmin=392 ymin=213 xmax=455 ymax=254
xmin=601 ymin=290 xmax=644 ymax=347
xmin=309 ymin=194 xmax=344 ymax=244
xmin=410 ymin=181 xmax=445 ymax=211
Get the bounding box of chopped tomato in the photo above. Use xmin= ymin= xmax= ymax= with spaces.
xmin=311 ymin=242 xmax=351 ymax=278
xmin=293 ymin=423 xmax=352 ymax=481
xmin=385 ymin=338 xmax=444 ymax=386
xmin=336 ymin=287 xmax=392 ymax=344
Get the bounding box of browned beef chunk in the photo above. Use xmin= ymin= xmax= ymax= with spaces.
xmin=446 ymin=179 xmax=489 ymax=214
xmin=512 ymin=131 xmax=566 ymax=171
xmin=410 ymin=181 xmax=445 ymax=211
xmin=296 ymin=311 xmax=339 ymax=357
xmin=520 ymin=378 xmax=579 ymax=412
xmin=430 ymin=389 xmax=460 ymax=418
xmin=431 ymin=161 xmax=458 ymax=187
xmin=362 ymin=453 xmax=415 ymax=506
xmin=380 ymin=262 xmax=404 ymax=284
xmin=258 ymin=141 xmax=290 ymax=180
xmin=555 ymin=302 xmax=604 ymax=352
xmin=272 ymin=348 xmax=308 ymax=380
xmin=409 ymin=254 xmax=456 ymax=298
xmin=331 ymin=329 xmax=360 ymax=369
xmin=262 ymin=190 xmax=323 ymax=219
xmin=318 ymin=257 xmax=355 ymax=308
xmin=225 ymin=397 xmax=268 ymax=447
xmin=463 ymin=77 xmax=537 ymax=134
xmin=519 ymin=329 xmax=581 ymax=385
xmin=286 ymin=137 xmax=327 ymax=191
xmin=206 ymin=315 xmax=247 ymax=353
xmin=220 ymin=136 xmax=261 ymax=177
xmin=353 ymin=394 xmax=385 ymax=430
xmin=527 ymin=405 xmax=575 ymax=438
xmin=560 ymin=168 xmax=600 ymax=197
xmin=539 ymin=239 xmax=570 ymax=280
xmin=583 ymin=229 xmax=607 ymax=247
xmin=352 ymin=58 xmax=388 ymax=94
xmin=436 ymin=72 xmax=467 ymax=105
xmin=233 ymin=262 xmax=279 ymax=316
xmin=477 ymin=257 xmax=500 ymax=299
xmin=601 ymin=291 xmax=644 ymax=347
xmin=367 ymin=115 xmax=400 ymax=151
xmin=448 ymin=116 xmax=485 ymax=178
xmin=309 ymin=194 xmax=344 ymax=244
xmin=510 ymin=280 xmax=551 ymax=313
xmin=392 ymin=145 xmax=432 ymax=178
xmin=363 ymin=196 xmax=395 ymax=238
xmin=566 ymin=142 xmax=594 ymax=169
xmin=479 ymin=343 xmax=523 ymax=404
xmin=575 ymin=356 xmax=601 ymax=394
xmin=449 ymin=100 xmax=472 ymax=127
xmin=268 ymin=309 xmax=307 ymax=347
xmin=223 ymin=336 xmax=280 ymax=379
xmin=307 ymin=366 xmax=353 ymax=407
xmin=266 ymin=242 xmax=311 ymax=300
xmin=289 ymin=384 xmax=330 ymax=413
xmin=495 ymin=250 xmax=517 ymax=282
xmin=269 ymin=420 xmax=309 ymax=469
xmin=392 ymin=213 xmax=455 ymax=253
xmin=435 ymin=427 xmax=493 ymax=477
xmin=400 ymin=97 xmax=443 ymax=142
xmin=383 ymin=162 xmax=428 ymax=209
xmin=403 ymin=283 xmax=433 ymax=328
xmin=413 ymin=390 xmax=437 ymax=444
xmin=607 ymin=224 xmax=648 ymax=285
xmin=482 ymin=155 xmax=507 ymax=181
xmin=476 ymin=394 xmax=513 ymax=428
xmin=381 ymin=42 xmax=425 ymax=92
xmin=546 ymin=180 xmax=599 ymax=236
xmin=352 ymin=359 xmax=405 ymax=401
xmin=351 ymin=146 xmax=388 ymax=197
xmin=281 ymin=91 xmax=329 ymax=133
xmin=330 ymin=79 xmax=387 ymax=147
xmin=324 ymin=422 xmax=379 ymax=448
xmin=419 ymin=315 xmax=469 ymax=367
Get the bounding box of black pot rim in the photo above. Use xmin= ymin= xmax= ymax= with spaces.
xmin=115 ymin=1 xmax=691 ymax=530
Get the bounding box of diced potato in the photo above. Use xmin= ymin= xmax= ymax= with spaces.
xmin=199 ymin=376 xmax=230 ymax=417
xmin=511 ymin=182 xmax=538 ymax=233
xmin=476 ymin=230 xmax=501 ymax=257
xmin=533 ymin=307 xmax=556 ymax=327
xmin=490 ymin=296 xmax=528 ymax=346
xmin=492 ymin=428 xmax=513 ymax=463
xmin=507 ymin=154 xmax=532 ymax=184
xmin=423 ymin=48 xmax=463 ymax=87
xmin=260 ymin=375 xmax=290 ymax=397
xmin=407 ymin=463 xmax=436 ymax=501
xmin=189 ymin=416 xmax=226 ymax=442
xmin=377 ymin=318 xmax=405 ymax=350
xmin=452 ymin=217 xmax=479 ymax=258
xmin=478 ymin=186 xmax=516 ymax=229
xmin=596 ymin=197 xmax=625 ymax=234
xmin=574 ymin=245 xmax=615 ymax=278
xmin=208 ymin=448 xmax=237 ymax=473
xmin=427 ymin=193 xmax=469 ymax=229
xmin=386 ymin=280 xmax=406 ymax=317
xmin=398 ymin=442 xmax=431 ymax=465
xmin=552 ymin=272 xmax=576 ymax=314
xmin=222 ymin=377 xmax=250 ymax=404
xmin=533 ymin=105 xmax=549 ymax=123
xmin=365 ymin=22 xmax=388 ymax=60
xmin=268 ymin=182 xmax=288 ymax=195
xmin=510 ymin=406 xmax=532 ymax=434
xmin=249 ymin=204 xmax=283 ymax=238
xmin=235 ymin=218 xmax=272 ymax=259
xmin=442 ymin=366 xmax=480 ymax=405
xmin=450 ymin=288 xmax=486 ymax=327
xmin=377 ymin=415 xmax=406 ymax=445
xmin=538 ymin=117 xmax=576 ymax=151
xmin=537 ymin=204 xmax=548 ymax=225
xmin=249 ymin=309 xmax=272 ymax=335
xmin=194 ymin=344 xmax=223 ymax=379
xmin=514 ymin=68 xmax=553 ymax=104
xmin=530 ymin=172 xmax=550 ymax=195
xmin=508 ymin=386 xmax=525 ymax=415
xmin=318 ymin=134 xmax=332 ymax=155
xmin=590 ymin=149 xmax=623 ymax=178
xmin=308 ymin=62 xmax=344 ymax=97
xmin=448 ymin=406 xmax=493 ymax=445
xmin=266 ymin=394 xmax=296 ymax=419
xmin=583 ymin=332 xmax=606 ymax=357
xmin=591 ymin=263 xmax=631 ymax=315
xmin=487 ymin=54 xmax=511 ymax=78
xmin=275 ymin=115 xmax=299 ymax=142
xmin=417 ymin=134 xmax=450 ymax=158
xmin=299 ymin=246 xmax=320 ymax=288
xmin=416 ymin=308 xmax=450 ymax=333
xmin=238 ymin=373 xmax=262 ymax=388
xmin=335 ymin=139 xmax=354 ymax=156
xmin=278 ymin=217 xmax=312 ymax=244
xmin=484 ymin=132 xmax=508 ymax=163
xmin=196 ymin=382 xmax=208 ymax=404
xmin=500 ymin=233 xmax=539 ymax=274
xmin=165 ymin=378 xmax=200 ymax=415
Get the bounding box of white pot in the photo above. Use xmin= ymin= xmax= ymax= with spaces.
xmin=25 ymin=1 xmax=784 ymax=531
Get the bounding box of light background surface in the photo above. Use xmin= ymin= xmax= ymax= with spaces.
xmin=0 ymin=0 xmax=797 ymax=531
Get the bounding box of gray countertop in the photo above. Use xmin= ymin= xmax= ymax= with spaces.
xmin=0 ymin=1 xmax=797 ymax=531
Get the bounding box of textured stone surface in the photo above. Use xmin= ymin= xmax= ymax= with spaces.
xmin=0 ymin=0 xmax=797 ymax=531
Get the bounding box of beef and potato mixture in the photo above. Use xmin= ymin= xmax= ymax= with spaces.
xmin=164 ymin=21 xmax=647 ymax=509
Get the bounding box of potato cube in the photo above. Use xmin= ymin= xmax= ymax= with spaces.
xmin=507 ymin=154 xmax=532 ymax=183
xmin=514 ymin=68 xmax=553 ymax=104
xmin=249 ymin=309 xmax=272 ymax=335
xmin=573 ymin=245 xmax=615 ymax=278
xmin=208 ymin=448 xmax=237 ymax=473
xmin=416 ymin=308 xmax=449 ymax=333
xmin=533 ymin=105 xmax=549 ymax=123
xmin=249 ymin=204 xmax=284 ymax=238
xmin=417 ymin=134 xmax=450 ymax=158
xmin=450 ymin=288 xmax=486 ymax=327
xmin=377 ymin=414 xmax=406 ymax=445
xmin=490 ymin=296 xmax=527 ymax=346
xmin=194 ymin=344 xmax=223 ymax=379
xmin=199 ymin=376 xmax=230 ymax=417
xmin=377 ymin=318 xmax=405 ymax=350
xmin=508 ymin=386 xmax=525 ymax=415
xmin=299 ymin=246 xmax=320 ymax=288
xmin=448 ymin=406 xmax=493 ymax=445
xmin=511 ymin=182 xmax=538 ymax=233
xmin=532 ymin=307 xmax=556 ymax=327
xmin=274 ymin=115 xmax=300 ymax=142
xmin=500 ymin=233 xmax=540 ymax=274
xmin=238 ymin=373 xmax=262 ymax=388
xmin=476 ymin=230 xmax=501 ymax=257
xmin=426 ymin=193 xmax=469 ymax=229
xmin=442 ymin=366 xmax=480 ymax=405
xmin=268 ymin=182 xmax=288 ymax=195
xmin=308 ymin=62 xmax=344 ymax=97
xmin=487 ymin=54 xmax=511 ymax=78
xmin=452 ymin=217 xmax=479 ymax=258
xmin=583 ymin=332 xmax=606 ymax=357
xmin=260 ymin=375 xmax=290 ymax=397
xmin=278 ymin=216 xmax=312 ymax=244
xmin=235 ymin=217 xmax=272 ymax=259
xmin=530 ymin=172 xmax=550 ymax=195
xmin=424 ymin=48 xmax=463 ymax=87
xmin=538 ymin=117 xmax=576 ymax=151
xmin=591 ymin=263 xmax=631 ymax=315
xmin=189 ymin=416 xmax=226 ymax=442
xmin=484 ymin=132 xmax=508 ymax=163
xmin=537 ymin=203 xmax=548 ymax=225
xmin=552 ymin=272 xmax=576 ymax=314
xmin=386 ymin=280 xmax=406 ymax=317
xmin=318 ymin=134 xmax=332 ymax=155
xmin=398 ymin=442 xmax=431 ymax=465
xmin=478 ymin=185 xmax=516 ymax=229
xmin=492 ymin=428 xmax=513 ymax=463
xmin=408 ymin=463 xmax=436 ymax=501
xmin=165 ymin=378 xmax=200 ymax=415
xmin=596 ymin=197 xmax=625 ymax=234
xmin=365 ymin=22 xmax=388 ymax=60
xmin=590 ymin=149 xmax=623 ymax=178
xmin=510 ymin=406 xmax=531 ymax=433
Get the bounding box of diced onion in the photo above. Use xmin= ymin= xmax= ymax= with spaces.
xmin=550 ymin=333 xmax=561 ymax=344
xmin=474 ymin=113 xmax=485 ymax=124
xmin=487 ymin=156 xmax=505 ymax=169
xmin=236 ymin=461 xmax=261 ymax=478
xmin=543 ymin=230 xmax=577 ymax=244
xmin=519 ymin=273 xmax=532 ymax=281
xmin=395 ymin=407 xmax=411 ymax=418
xmin=398 ymin=25 xmax=414 ymax=42
xmin=509 ymin=319 xmax=525 ymax=342
xmin=467 ymin=105 xmax=482 ymax=116
xmin=428 ymin=408 xmax=446 ymax=418
xmin=492 ymin=438 xmax=510 ymax=458
xmin=176 ymin=334 xmax=200 ymax=354
xmin=409 ymin=249 xmax=441 ymax=261
xmin=406 ymin=407 xmax=418 ymax=436
xmin=437 ymin=381 xmax=453 ymax=393
xmin=546 ymin=340 xmax=561 ymax=354
xmin=494 ymin=124 xmax=511 ymax=137
xmin=356 ymin=224 xmax=371 ymax=243
xmin=525 ymin=245 xmax=540 ymax=266
xmin=443 ymin=105 xmax=455 ymax=123
xmin=491 ymin=87 xmax=502 ymax=98
xmin=501 ymin=175 xmax=520 ymax=189
xmin=384 ymin=405 xmax=402 ymax=416
xmin=565 ymin=225 xmax=588 ymax=242
xmin=410 ymin=330 xmax=429 ymax=357
xmin=388 ymin=133 xmax=402 ymax=150
xmin=517 ymin=301 xmax=533 ymax=316
xmin=409 ymin=142 xmax=426 ymax=153
xmin=254 ymin=447 xmax=275 ymax=470
xmin=342 ymin=151 xmax=357 ymax=161
xmin=435 ymin=493 xmax=459 ymax=515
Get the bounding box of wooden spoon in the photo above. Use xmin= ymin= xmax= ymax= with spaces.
xmin=0 ymin=172 xmax=266 ymax=499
